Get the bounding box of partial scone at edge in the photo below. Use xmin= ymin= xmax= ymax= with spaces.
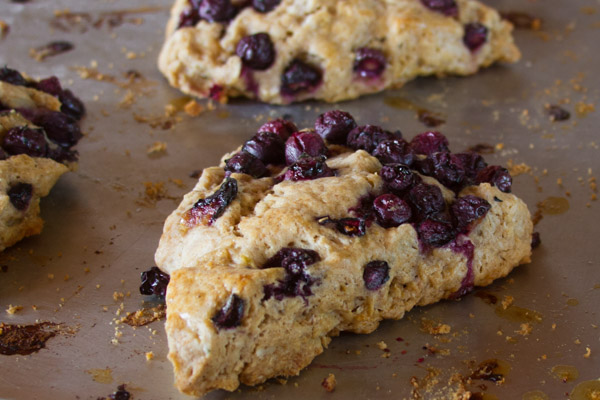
xmin=164 ymin=181 xmax=532 ymax=397
xmin=158 ymin=0 xmax=520 ymax=104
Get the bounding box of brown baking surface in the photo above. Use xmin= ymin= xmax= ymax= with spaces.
xmin=0 ymin=0 xmax=599 ymax=399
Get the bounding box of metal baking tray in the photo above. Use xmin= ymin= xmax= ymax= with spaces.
xmin=1 ymin=0 xmax=599 ymax=398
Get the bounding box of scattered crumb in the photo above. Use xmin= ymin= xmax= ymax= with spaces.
xmin=0 ymin=20 xmax=9 ymax=39
xmin=584 ymin=347 xmax=591 ymax=358
xmin=6 ymin=305 xmax=23 ymax=315
xmin=377 ymin=341 xmax=388 ymax=351
xmin=121 ymin=304 xmax=166 ymax=327
xmin=147 ymin=141 xmax=167 ymax=157
xmin=183 ymin=99 xmax=205 ymax=117
xmin=145 ymin=351 xmax=154 ymax=361
xmin=321 ymin=373 xmax=336 ymax=392
xmin=501 ymin=295 xmax=514 ymax=310
xmin=516 ymin=323 xmax=532 ymax=336
xmin=507 ymin=160 xmax=532 ymax=176
xmin=47 ymin=273 xmax=55 ymax=280
xmin=421 ymin=318 xmax=451 ymax=335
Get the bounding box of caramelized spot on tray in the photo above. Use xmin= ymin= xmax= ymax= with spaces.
xmin=470 ymin=359 xmax=511 ymax=383
xmin=0 ymin=322 xmax=73 ymax=355
xmin=51 ymin=7 xmax=166 ymax=33
xmin=500 ymin=11 xmax=542 ymax=30
xmin=29 ymin=41 xmax=74 ymax=62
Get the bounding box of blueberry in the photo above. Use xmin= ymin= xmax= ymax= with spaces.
xmin=531 ymin=232 xmax=541 ymax=249
xmin=184 ymin=177 xmax=238 ymax=226
xmin=139 ymin=266 xmax=170 ymax=298
xmin=281 ymin=59 xmax=322 ymax=96
xmin=0 ymin=147 xmax=6 ymax=160
xmin=453 ymin=152 xmax=487 ymax=181
xmin=363 ymin=260 xmax=390 ymax=291
xmin=372 ymin=138 xmax=415 ymax=166
xmin=212 ymin=294 xmax=245 ymax=329
xmin=0 ymin=66 xmax=27 ymax=86
xmin=284 ymin=131 xmax=328 ymax=165
xmin=225 ymin=151 xmax=268 ymax=178
xmin=463 ymin=23 xmax=488 ymax=52
xmin=548 ymin=105 xmax=570 ymax=121
xmin=58 ymin=89 xmax=86 ymax=120
xmin=8 ymin=182 xmax=33 ymax=211
xmin=347 ymin=125 xmax=396 ymax=153
xmin=35 ymin=76 xmax=62 ymax=96
xmin=283 ymin=155 xmax=334 ymax=181
xmin=336 ymin=218 xmax=366 ymax=237
xmin=373 ymin=194 xmax=412 ymax=228
xmin=409 ymin=131 xmax=449 ymax=155
xmin=262 ymin=247 xmax=321 ymax=275
xmin=354 ymin=48 xmax=386 ymax=79
xmin=417 ymin=219 xmax=455 ymax=247
xmin=252 ymin=0 xmax=280 ymax=13
xmin=420 ymin=0 xmax=458 ymax=17
xmin=262 ymin=247 xmax=320 ymax=301
xmin=380 ymin=164 xmax=419 ymax=193
xmin=108 ymin=384 xmax=131 ymax=400
xmin=242 ymin=131 xmax=285 ymax=164
xmin=177 ymin=6 xmax=201 ymax=28
xmin=314 ymin=110 xmax=357 ymax=144
xmin=2 ymin=126 xmax=48 ymax=157
xmin=258 ymin=118 xmax=298 ymax=141
xmin=29 ymin=109 xmax=82 ymax=148
xmin=475 ymin=165 xmax=512 ymax=193
xmin=236 ymin=33 xmax=275 ymax=70
xmin=408 ymin=183 xmax=446 ymax=217
xmin=426 ymin=152 xmax=467 ymax=191
xmin=451 ymin=195 xmax=491 ymax=233
xmin=199 ymin=0 xmax=237 ymax=22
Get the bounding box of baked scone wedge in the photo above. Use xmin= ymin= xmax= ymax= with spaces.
xmin=152 ymin=111 xmax=534 ymax=397
xmin=0 ymin=67 xmax=85 ymax=251
xmin=158 ymin=0 xmax=520 ymax=104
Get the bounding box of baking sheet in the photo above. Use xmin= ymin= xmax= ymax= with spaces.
xmin=1 ymin=0 xmax=599 ymax=399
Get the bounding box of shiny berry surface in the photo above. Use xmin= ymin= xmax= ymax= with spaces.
xmin=353 ymin=48 xmax=386 ymax=79
xmin=363 ymin=261 xmax=390 ymax=291
xmin=284 ymin=131 xmax=328 ymax=165
xmin=242 ymin=131 xmax=285 ymax=164
xmin=281 ymin=60 xmax=322 ymax=96
xmin=225 ymin=151 xmax=267 ymax=178
xmin=236 ymin=33 xmax=275 ymax=70
xmin=139 ymin=266 xmax=170 ymax=298
xmin=212 ymin=294 xmax=245 ymax=329
xmin=314 ymin=110 xmax=357 ymax=144
xmin=373 ymin=194 xmax=412 ymax=228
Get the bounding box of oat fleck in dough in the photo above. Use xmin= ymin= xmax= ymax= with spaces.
xmin=158 ymin=0 xmax=520 ymax=104
xmin=154 ymin=111 xmax=534 ymax=397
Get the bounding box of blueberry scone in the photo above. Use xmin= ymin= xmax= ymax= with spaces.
xmin=158 ymin=0 xmax=520 ymax=104
xmin=0 ymin=67 xmax=85 ymax=251
xmin=152 ymin=111 xmax=533 ymax=396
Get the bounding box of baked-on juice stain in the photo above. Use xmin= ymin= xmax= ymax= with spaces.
xmin=470 ymin=359 xmax=511 ymax=383
xmin=0 ymin=322 xmax=62 ymax=355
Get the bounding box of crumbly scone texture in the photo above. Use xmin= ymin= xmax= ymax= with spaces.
xmin=156 ymin=150 xmax=532 ymax=397
xmin=0 ymin=81 xmax=76 ymax=251
xmin=158 ymin=0 xmax=520 ymax=104
xmin=0 ymin=155 xmax=68 ymax=251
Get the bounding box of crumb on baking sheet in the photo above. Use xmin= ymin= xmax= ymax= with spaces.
xmin=29 ymin=40 xmax=74 ymax=62
xmin=184 ymin=99 xmax=205 ymax=117
xmin=146 ymin=351 xmax=154 ymax=361
xmin=0 ymin=20 xmax=9 ymax=39
xmin=584 ymin=347 xmax=591 ymax=358
xmin=501 ymin=295 xmax=514 ymax=310
xmin=121 ymin=304 xmax=166 ymax=327
xmin=147 ymin=141 xmax=167 ymax=157
xmin=6 ymin=305 xmax=23 ymax=315
xmin=321 ymin=373 xmax=336 ymax=392
xmin=421 ymin=318 xmax=451 ymax=335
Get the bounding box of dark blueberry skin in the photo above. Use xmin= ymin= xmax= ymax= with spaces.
xmin=463 ymin=23 xmax=488 ymax=52
xmin=225 ymin=151 xmax=268 ymax=178
xmin=347 ymin=125 xmax=396 ymax=153
xmin=372 ymin=138 xmax=415 ymax=166
xmin=185 ymin=177 xmax=238 ymax=226
xmin=139 ymin=266 xmax=170 ymax=298
xmin=199 ymin=0 xmax=237 ymax=22
xmin=363 ymin=261 xmax=390 ymax=291
xmin=236 ymin=33 xmax=275 ymax=70
xmin=27 ymin=109 xmax=82 ymax=148
xmin=108 ymin=384 xmax=131 ymax=400
xmin=354 ymin=48 xmax=386 ymax=79
xmin=548 ymin=105 xmax=570 ymax=121
xmin=476 ymin=165 xmax=512 ymax=193
xmin=420 ymin=0 xmax=458 ymax=17
xmin=2 ymin=126 xmax=48 ymax=157
xmin=262 ymin=247 xmax=320 ymax=301
xmin=408 ymin=183 xmax=446 ymax=217
xmin=314 ymin=110 xmax=357 ymax=144
xmin=212 ymin=294 xmax=245 ymax=329
xmin=426 ymin=152 xmax=467 ymax=191
xmin=336 ymin=218 xmax=366 ymax=237
xmin=178 ymin=6 xmax=201 ymax=28
xmin=35 ymin=76 xmax=62 ymax=96
xmin=373 ymin=194 xmax=412 ymax=228
xmin=242 ymin=131 xmax=285 ymax=164
xmin=417 ymin=219 xmax=455 ymax=247
xmin=0 ymin=147 xmax=6 ymax=160
xmin=262 ymin=247 xmax=320 ymax=275
xmin=8 ymin=183 xmax=33 ymax=211
xmin=281 ymin=59 xmax=322 ymax=96
xmin=380 ymin=163 xmax=419 ymax=194
xmin=58 ymin=89 xmax=86 ymax=120
xmin=283 ymin=155 xmax=334 ymax=181
xmin=0 ymin=66 xmax=27 ymax=86
xmin=285 ymin=131 xmax=328 ymax=165
xmin=451 ymin=195 xmax=491 ymax=233
xmin=252 ymin=0 xmax=280 ymax=13
xmin=453 ymin=152 xmax=487 ymax=181
xmin=258 ymin=118 xmax=297 ymax=141
xmin=409 ymin=131 xmax=449 ymax=155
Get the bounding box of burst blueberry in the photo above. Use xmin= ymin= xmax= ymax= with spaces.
xmin=380 ymin=163 xmax=419 ymax=193
xmin=314 ymin=110 xmax=357 ymax=144
xmin=236 ymin=33 xmax=275 ymax=70
xmin=8 ymin=182 xmax=33 ymax=211
xmin=363 ymin=261 xmax=390 ymax=291
xmin=409 ymin=131 xmax=449 ymax=155
xmin=184 ymin=177 xmax=238 ymax=226
xmin=281 ymin=59 xmax=322 ymax=96
xmin=212 ymin=294 xmax=245 ymax=329
xmin=463 ymin=23 xmax=488 ymax=52
xmin=347 ymin=125 xmax=396 ymax=153
xmin=451 ymin=195 xmax=491 ymax=233
xmin=2 ymin=126 xmax=48 ymax=157
xmin=476 ymin=165 xmax=512 ymax=193
xmin=408 ymin=183 xmax=446 ymax=216
xmin=417 ymin=219 xmax=455 ymax=247
xmin=372 ymin=138 xmax=415 ymax=166
xmin=242 ymin=131 xmax=285 ymax=164
xmin=139 ymin=266 xmax=170 ymax=298
xmin=199 ymin=0 xmax=237 ymax=22
xmin=225 ymin=151 xmax=267 ymax=178
xmin=258 ymin=118 xmax=297 ymax=141
xmin=285 ymin=131 xmax=328 ymax=165
xmin=373 ymin=194 xmax=412 ymax=228
xmin=252 ymin=0 xmax=280 ymax=13
xmin=354 ymin=48 xmax=386 ymax=79
xmin=420 ymin=0 xmax=458 ymax=17
xmin=283 ymin=155 xmax=334 ymax=181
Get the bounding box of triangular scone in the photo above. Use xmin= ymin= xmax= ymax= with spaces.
xmin=0 ymin=67 xmax=85 ymax=251
xmin=158 ymin=0 xmax=520 ymax=104
xmin=154 ymin=111 xmax=533 ymax=397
